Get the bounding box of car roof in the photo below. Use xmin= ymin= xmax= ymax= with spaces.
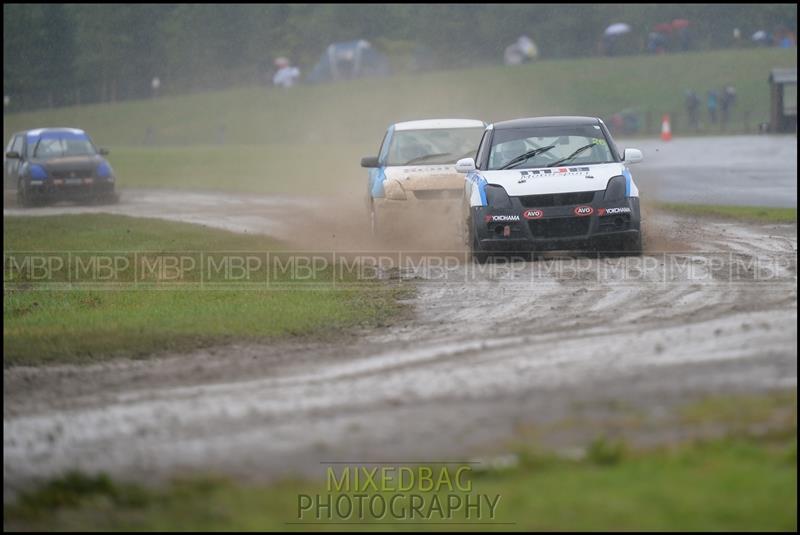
xmin=23 ymin=127 xmax=87 ymax=137
xmin=491 ymin=116 xmax=602 ymax=129
xmin=393 ymin=119 xmax=485 ymax=131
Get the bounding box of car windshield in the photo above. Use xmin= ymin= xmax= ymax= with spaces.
xmin=385 ymin=127 xmax=484 ymax=166
xmin=487 ymin=124 xmax=616 ymax=170
xmin=29 ymin=135 xmax=97 ymax=159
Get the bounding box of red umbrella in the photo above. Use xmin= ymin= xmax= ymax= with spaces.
xmin=672 ymin=19 xmax=690 ymax=30
xmin=654 ymin=22 xmax=673 ymax=34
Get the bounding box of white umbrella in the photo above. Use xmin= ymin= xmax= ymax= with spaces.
xmin=604 ymin=23 xmax=631 ymax=37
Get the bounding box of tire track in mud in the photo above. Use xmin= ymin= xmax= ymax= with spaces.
xmin=3 ymin=190 xmax=798 ymax=495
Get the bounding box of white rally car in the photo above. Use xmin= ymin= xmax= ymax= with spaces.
xmin=361 ymin=119 xmax=486 ymax=237
xmin=455 ymin=116 xmax=644 ymax=260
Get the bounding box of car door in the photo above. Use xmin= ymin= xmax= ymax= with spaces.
xmin=4 ymin=134 xmax=24 ymax=188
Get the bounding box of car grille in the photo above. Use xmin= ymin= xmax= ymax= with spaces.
xmin=519 ymin=191 xmax=596 ymax=208
xmin=413 ymin=189 xmax=462 ymax=200
xmin=528 ymin=217 xmax=591 ymax=239
xmin=50 ymin=169 xmax=93 ymax=179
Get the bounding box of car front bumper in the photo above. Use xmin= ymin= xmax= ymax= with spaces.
xmin=26 ymin=178 xmax=115 ymax=199
xmin=473 ymin=196 xmax=641 ymax=252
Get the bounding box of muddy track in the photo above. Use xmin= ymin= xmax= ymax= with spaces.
xmin=4 ymin=190 xmax=796 ymax=496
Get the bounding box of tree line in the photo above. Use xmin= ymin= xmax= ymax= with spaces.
xmin=3 ymin=3 xmax=796 ymax=111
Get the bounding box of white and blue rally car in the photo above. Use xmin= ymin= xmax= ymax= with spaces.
xmin=455 ymin=116 xmax=644 ymax=260
xmin=361 ymin=119 xmax=486 ymax=237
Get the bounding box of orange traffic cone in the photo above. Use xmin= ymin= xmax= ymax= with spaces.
xmin=660 ymin=114 xmax=672 ymax=141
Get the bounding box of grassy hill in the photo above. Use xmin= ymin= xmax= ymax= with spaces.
xmin=3 ymin=48 xmax=795 ymax=196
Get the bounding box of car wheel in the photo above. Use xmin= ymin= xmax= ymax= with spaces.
xmin=619 ymin=233 xmax=643 ymax=256
xmin=17 ymin=180 xmax=33 ymax=208
xmin=468 ymin=214 xmax=490 ymax=264
xmin=369 ymin=202 xmax=386 ymax=240
xmin=370 ymin=204 xmax=378 ymax=237
xmin=97 ymin=191 xmax=120 ymax=205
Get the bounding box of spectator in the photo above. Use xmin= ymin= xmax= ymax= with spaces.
xmin=647 ymin=32 xmax=667 ymax=54
xmin=720 ymin=84 xmax=737 ymax=130
xmin=272 ymin=57 xmax=300 ymax=89
xmin=706 ymin=89 xmax=719 ymax=124
xmin=672 ymin=19 xmax=690 ymax=51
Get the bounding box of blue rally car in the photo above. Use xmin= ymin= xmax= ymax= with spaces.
xmin=4 ymin=127 xmax=118 ymax=207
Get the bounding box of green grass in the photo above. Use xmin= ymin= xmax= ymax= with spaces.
xmin=5 ymin=391 xmax=796 ymax=531
xmin=656 ymin=202 xmax=798 ymax=223
xmin=106 ymin=144 xmax=366 ymax=196
xmin=3 ymin=48 xmax=795 ymax=195
xmin=3 ymin=214 xmax=403 ymax=365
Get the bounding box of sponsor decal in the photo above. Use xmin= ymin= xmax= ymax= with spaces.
xmin=573 ymin=205 xmax=594 ymax=216
xmin=523 ymin=167 xmax=593 ymax=177
xmin=598 ymin=207 xmax=632 ymax=216
xmin=485 ymin=214 xmax=521 ymax=223
xmin=519 ymin=170 xmax=540 ymax=179
xmin=522 ymin=209 xmax=544 ymax=220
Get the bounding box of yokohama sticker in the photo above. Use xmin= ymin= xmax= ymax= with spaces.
xmin=598 ymin=207 xmax=631 ymax=216
xmin=522 ymin=209 xmax=544 ymax=219
xmin=573 ymin=205 xmax=594 ymax=216
xmin=485 ymin=214 xmax=521 ymax=222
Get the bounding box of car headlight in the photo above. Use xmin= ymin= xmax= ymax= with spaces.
xmin=383 ymin=179 xmax=407 ymax=200
xmin=604 ymin=175 xmax=627 ymax=201
xmin=29 ymin=164 xmax=48 ymax=180
xmin=96 ymin=162 xmax=113 ymax=179
xmin=485 ymin=184 xmax=512 ymax=208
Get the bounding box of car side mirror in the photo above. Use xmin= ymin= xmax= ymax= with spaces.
xmin=5 ymin=150 xmax=20 ymax=159
xmin=360 ymin=156 xmax=380 ymax=168
xmin=623 ymin=148 xmax=643 ymax=164
xmin=455 ymin=157 xmax=476 ymax=174
xmin=99 ymin=148 xmax=110 ymax=156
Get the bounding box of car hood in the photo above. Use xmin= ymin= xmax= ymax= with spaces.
xmin=479 ymin=162 xmax=626 ymax=196
xmin=383 ymin=164 xmax=465 ymax=191
xmin=31 ymin=155 xmax=104 ymax=173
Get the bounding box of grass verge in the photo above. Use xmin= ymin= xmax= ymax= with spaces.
xmin=107 ymin=143 xmax=367 ymax=196
xmin=4 ymin=391 xmax=796 ymax=531
xmin=3 ymin=214 xmax=404 ymax=365
xmin=656 ymin=202 xmax=797 ymax=223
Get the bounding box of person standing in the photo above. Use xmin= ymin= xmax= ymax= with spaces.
xmin=706 ymin=89 xmax=719 ymax=125
xmin=272 ymin=57 xmax=300 ymax=89
xmin=720 ymin=84 xmax=737 ymax=130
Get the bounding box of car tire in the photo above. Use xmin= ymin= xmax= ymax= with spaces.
xmin=619 ymin=233 xmax=643 ymax=256
xmin=97 ymin=191 xmax=119 ymax=205
xmin=17 ymin=180 xmax=33 ymax=208
xmin=369 ymin=203 xmax=378 ymax=237
xmin=369 ymin=201 xmax=387 ymax=240
xmin=468 ymin=214 xmax=490 ymax=264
